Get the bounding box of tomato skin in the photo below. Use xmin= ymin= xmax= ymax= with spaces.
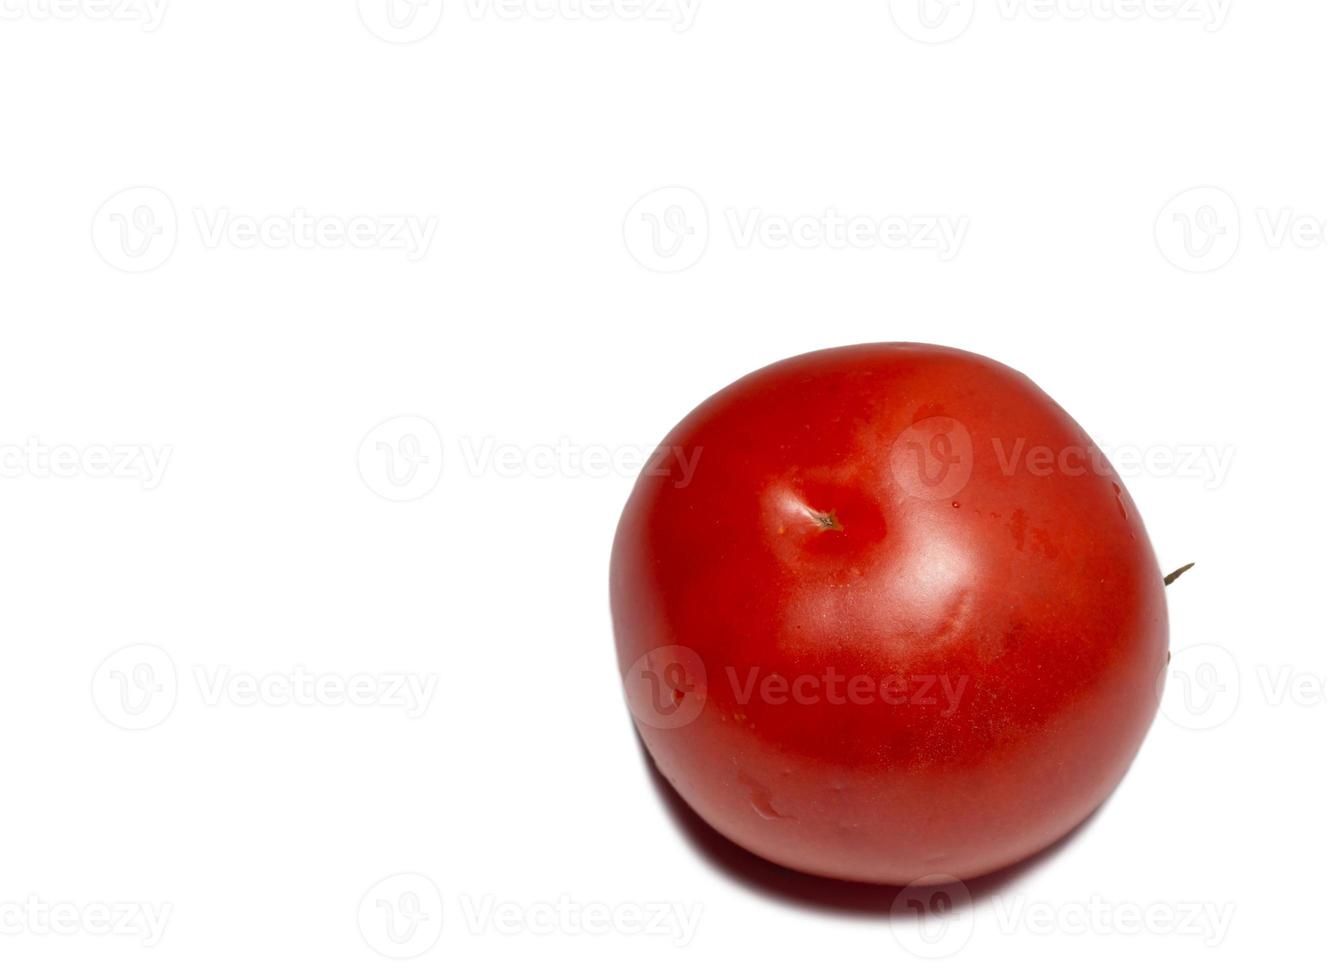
xmin=611 ymin=344 xmax=1168 ymax=885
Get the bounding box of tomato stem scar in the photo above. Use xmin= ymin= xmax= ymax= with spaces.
xmin=807 ymin=508 xmax=844 ymax=532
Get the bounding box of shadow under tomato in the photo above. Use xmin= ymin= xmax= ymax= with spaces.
xmin=635 ymin=732 xmax=1111 ymax=918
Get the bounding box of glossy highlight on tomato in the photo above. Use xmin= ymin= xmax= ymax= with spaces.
xmin=611 ymin=344 xmax=1169 ymax=885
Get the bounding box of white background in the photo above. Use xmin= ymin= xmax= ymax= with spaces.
xmin=0 ymin=1 xmax=1320 ymax=976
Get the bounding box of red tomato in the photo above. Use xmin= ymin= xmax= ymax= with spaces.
xmin=611 ymin=344 xmax=1169 ymax=885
